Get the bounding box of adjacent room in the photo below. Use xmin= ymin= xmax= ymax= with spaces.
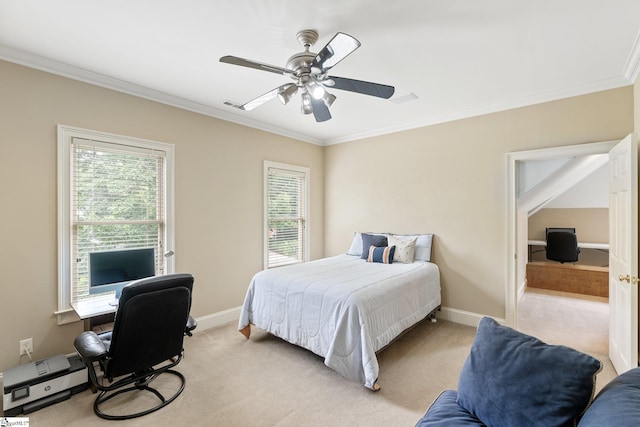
xmin=517 ymin=155 xmax=610 ymax=358
xmin=1 ymin=1 xmax=640 ymax=425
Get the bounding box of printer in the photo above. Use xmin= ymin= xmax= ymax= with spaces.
xmin=3 ymin=354 xmax=88 ymax=416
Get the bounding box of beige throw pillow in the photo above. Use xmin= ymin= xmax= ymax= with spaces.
xmin=387 ymin=235 xmax=417 ymax=263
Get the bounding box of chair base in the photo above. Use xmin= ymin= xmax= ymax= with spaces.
xmin=94 ymin=369 xmax=185 ymax=420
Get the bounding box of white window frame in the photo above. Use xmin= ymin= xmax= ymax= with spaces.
xmin=56 ymin=125 xmax=175 ymax=324
xmin=264 ymin=161 xmax=310 ymax=269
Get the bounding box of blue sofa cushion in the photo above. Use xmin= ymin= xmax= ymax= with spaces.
xmin=415 ymin=390 xmax=486 ymax=427
xmin=578 ymin=367 xmax=640 ymax=426
xmin=457 ymin=317 xmax=602 ymax=427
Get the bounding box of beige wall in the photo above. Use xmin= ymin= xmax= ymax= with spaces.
xmin=324 ymin=88 xmax=633 ymax=318
xmin=528 ymin=208 xmax=609 ymax=242
xmin=0 ymin=60 xmax=324 ymax=372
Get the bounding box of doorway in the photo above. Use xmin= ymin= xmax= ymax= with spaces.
xmin=506 ymin=140 xmax=618 ymax=327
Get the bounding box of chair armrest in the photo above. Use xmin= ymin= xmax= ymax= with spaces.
xmin=185 ymin=315 xmax=197 ymax=336
xmin=74 ymin=331 xmax=108 ymax=362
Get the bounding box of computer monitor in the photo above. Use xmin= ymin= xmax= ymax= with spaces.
xmin=89 ymin=247 xmax=156 ymax=304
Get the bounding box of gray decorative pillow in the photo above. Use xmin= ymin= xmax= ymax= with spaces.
xmin=387 ymin=235 xmax=417 ymax=263
xmin=360 ymin=233 xmax=388 ymax=259
xmin=347 ymin=232 xmax=386 ymax=256
xmin=457 ymin=317 xmax=602 ymax=427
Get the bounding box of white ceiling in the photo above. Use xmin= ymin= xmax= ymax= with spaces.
xmin=1 ymin=1 xmax=640 ymax=145
xmin=519 ymin=157 xmax=609 ymax=209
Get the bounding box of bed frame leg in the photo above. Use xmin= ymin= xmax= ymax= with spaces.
xmin=372 ymin=383 xmax=381 ymax=392
xmin=430 ymin=317 xmax=437 ymax=323
xmin=239 ymin=325 xmax=251 ymax=339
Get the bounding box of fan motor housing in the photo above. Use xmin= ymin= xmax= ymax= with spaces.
xmin=296 ymin=29 xmax=318 ymax=47
xmin=286 ymin=29 xmax=319 ymax=75
xmin=286 ymin=52 xmax=315 ymax=75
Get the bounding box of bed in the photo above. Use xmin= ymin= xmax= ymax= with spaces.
xmin=238 ymin=233 xmax=441 ymax=390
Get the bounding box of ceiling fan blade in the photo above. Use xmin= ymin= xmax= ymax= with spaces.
xmin=310 ymin=97 xmax=332 ymax=122
xmin=224 ymin=85 xmax=285 ymax=111
xmin=328 ymin=76 xmax=395 ymax=99
xmin=311 ymin=32 xmax=361 ymax=73
xmin=220 ymin=55 xmax=291 ymax=76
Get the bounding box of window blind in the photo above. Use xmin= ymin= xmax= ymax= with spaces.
xmin=71 ymin=138 xmax=165 ymax=301
xmin=266 ymin=166 xmax=307 ymax=268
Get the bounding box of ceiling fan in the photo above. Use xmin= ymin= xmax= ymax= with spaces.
xmin=220 ymin=29 xmax=395 ymax=122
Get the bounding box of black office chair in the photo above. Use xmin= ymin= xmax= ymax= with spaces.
xmin=546 ymin=231 xmax=581 ymax=263
xmin=74 ymin=273 xmax=196 ymax=420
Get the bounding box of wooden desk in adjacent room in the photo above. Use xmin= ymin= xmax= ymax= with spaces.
xmin=527 ymin=240 xmax=609 ymax=262
xmin=526 ymin=261 xmax=609 ymax=297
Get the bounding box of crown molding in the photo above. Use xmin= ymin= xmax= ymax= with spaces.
xmin=623 ymin=30 xmax=640 ymax=83
xmin=1 ymin=43 xmax=635 ymax=147
xmin=0 ymin=44 xmax=323 ymax=146
xmin=324 ymin=75 xmax=632 ymax=145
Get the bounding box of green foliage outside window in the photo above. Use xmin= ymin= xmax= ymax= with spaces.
xmin=73 ymin=146 xmax=163 ymax=299
xmin=267 ymin=171 xmax=304 ymax=264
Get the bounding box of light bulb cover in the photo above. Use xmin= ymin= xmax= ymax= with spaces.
xmin=277 ymin=83 xmax=298 ymax=105
xmin=301 ymin=91 xmax=313 ymax=114
xmin=311 ymin=84 xmax=325 ymax=100
xmin=322 ymin=92 xmax=336 ymax=107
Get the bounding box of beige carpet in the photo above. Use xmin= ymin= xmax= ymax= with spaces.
xmin=518 ymin=288 xmax=609 ymax=353
xmin=15 ymin=294 xmax=616 ymax=425
xmin=18 ymin=320 xmax=475 ymax=426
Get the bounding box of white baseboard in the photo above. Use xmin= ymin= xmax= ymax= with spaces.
xmin=518 ymin=279 xmax=527 ymax=301
xmin=437 ymin=306 xmax=506 ymax=327
xmin=192 ymin=306 xmax=242 ymax=332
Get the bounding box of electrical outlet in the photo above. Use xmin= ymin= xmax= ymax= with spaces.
xmin=19 ymin=338 xmax=33 ymax=356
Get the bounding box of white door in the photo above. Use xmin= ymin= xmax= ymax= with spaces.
xmin=609 ymin=133 xmax=638 ymax=374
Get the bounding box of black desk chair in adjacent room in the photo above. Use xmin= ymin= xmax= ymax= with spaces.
xmin=545 ymin=229 xmax=580 ymax=264
xmin=73 ymin=273 xmax=196 ymax=420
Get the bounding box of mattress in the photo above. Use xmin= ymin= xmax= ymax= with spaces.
xmin=238 ymin=254 xmax=441 ymax=389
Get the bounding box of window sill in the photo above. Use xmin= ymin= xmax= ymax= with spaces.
xmin=55 ymin=308 xmax=80 ymax=325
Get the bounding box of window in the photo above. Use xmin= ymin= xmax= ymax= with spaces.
xmin=57 ymin=126 xmax=174 ymax=324
xmin=264 ymin=161 xmax=310 ymax=268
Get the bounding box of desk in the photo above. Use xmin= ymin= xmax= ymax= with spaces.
xmin=527 ymin=240 xmax=609 ymax=250
xmin=71 ymin=295 xmax=197 ymax=334
xmin=526 ymin=262 xmax=609 ymax=297
xmin=527 ymin=240 xmax=609 ymax=261
xmin=71 ymin=295 xmax=117 ymax=331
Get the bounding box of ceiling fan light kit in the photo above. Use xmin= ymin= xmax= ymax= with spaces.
xmin=220 ymin=29 xmax=395 ymax=122
xmin=277 ymin=83 xmax=298 ymax=105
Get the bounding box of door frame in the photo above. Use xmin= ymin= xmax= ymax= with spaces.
xmin=505 ymin=140 xmax=618 ymax=327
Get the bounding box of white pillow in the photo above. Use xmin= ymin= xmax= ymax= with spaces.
xmin=390 ymin=234 xmax=433 ymax=261
xmin=346 ymin=232 xmax=387 ymax=256
xmin=387 ymin=235 xmax=417 ymax=263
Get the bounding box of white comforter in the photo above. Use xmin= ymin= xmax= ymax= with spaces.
xmin=238 ymin=254 xmax=441 ymax=389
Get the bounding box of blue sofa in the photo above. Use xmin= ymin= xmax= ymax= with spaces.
xmin=416 ymin=317 xmax=640 ymax=427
